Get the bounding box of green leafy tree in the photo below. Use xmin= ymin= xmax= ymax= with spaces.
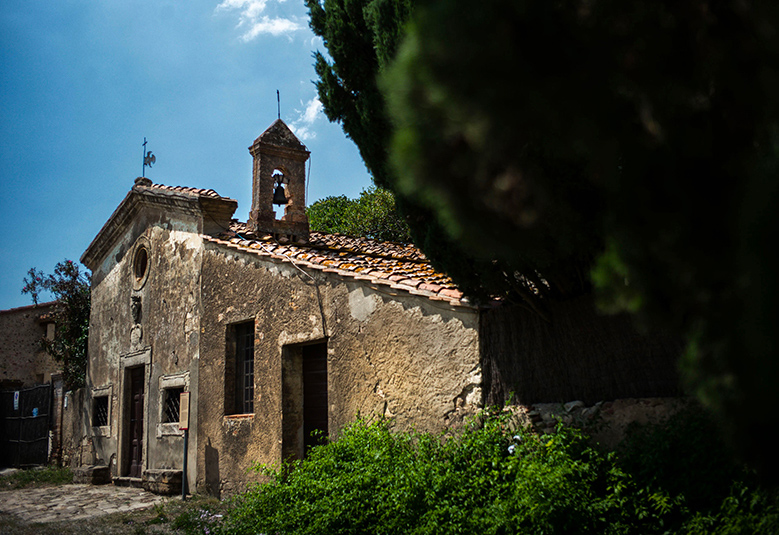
xmin=306 ymin=0 xmax=535 ymax=306
xmin=383 ymin=0 xmax=779 ymax=480
xmin=309 ymin=0 xmax=779 ymax=480
xmin=307 ymin=186 xmax=411 ymax=242
xmin=22 ymin=260 xmax=90 ymax=389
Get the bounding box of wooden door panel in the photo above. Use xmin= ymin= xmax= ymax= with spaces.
xmin=128 ymin=367 xmax=144 ymax=478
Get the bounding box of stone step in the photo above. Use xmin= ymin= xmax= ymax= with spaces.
xmin=112 ymin=476 xmax=144 ymax=488
xmin=142 ymin=469 xmax=183 ymax=495
xmin=72 ymin=465 xmax=111 ymax=485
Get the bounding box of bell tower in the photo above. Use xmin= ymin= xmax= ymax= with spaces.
xmin=247 ymin=119 xmax=310 ymax=243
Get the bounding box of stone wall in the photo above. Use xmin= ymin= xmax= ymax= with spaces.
xmin=60 ymin=387 xmax=88 ymax=468
xmin=197 ymin=243 xmax=482 ymax=496
xmin=0 ymin=302 xmax=58 ymax=390
xmin=506 ymin=396 xmax=688 ymax=449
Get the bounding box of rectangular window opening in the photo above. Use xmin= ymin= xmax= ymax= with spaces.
xmin=93 ymin=395 xmax=109 ymax=427
xmin=163 ymin=387 xmax=184 ymax=423
xmin=226 ymin=320 xmax=255 ymax=415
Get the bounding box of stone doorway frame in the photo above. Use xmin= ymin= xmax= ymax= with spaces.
xmin=118 ymin=347 xmax=151 ymax=478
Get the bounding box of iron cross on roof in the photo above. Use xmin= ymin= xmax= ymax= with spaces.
xmin=142 ymin=137 xmax=156 ymax=177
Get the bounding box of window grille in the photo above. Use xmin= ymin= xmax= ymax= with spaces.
xmin=163 ymin=387 xmax=184 ymax=423
xmin=236 ymin=322 xmax=255 ymax=414
xmin=93 ymin=396 xmax=109 ymax=427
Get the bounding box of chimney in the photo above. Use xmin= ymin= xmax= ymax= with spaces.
xmin=247 ymin=119 xmax=311 ymax=243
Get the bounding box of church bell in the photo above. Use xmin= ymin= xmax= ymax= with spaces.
xmin=272 ymin=184 xmax=288 ymax=205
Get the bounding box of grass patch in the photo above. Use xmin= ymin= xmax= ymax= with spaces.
xmin=170 ymin=496 xmax=227 ymax=535
xmin=0 ymin=466 xmax=73 ymax=490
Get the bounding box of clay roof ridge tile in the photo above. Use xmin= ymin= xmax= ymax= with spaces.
xmin=145 ymin=182 xmax=226 ymax=199
xmin=438 ymin=288 xmax=464 ymax=299
xmin=418 ymin=282 xmax=443 ymax=293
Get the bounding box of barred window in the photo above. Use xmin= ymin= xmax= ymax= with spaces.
xmin=226 ymin=320 xmax=255 ymax=415
xmin=93 ymin=396 xmax=109 ymax=427
xmin=163 ymin=387 xmax=184 ymax=423
xmin=236 ymin=322 xmax=255 ymax=414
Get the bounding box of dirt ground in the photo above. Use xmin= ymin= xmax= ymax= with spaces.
xmin=0 ymin=488 xmax=222 ymax=535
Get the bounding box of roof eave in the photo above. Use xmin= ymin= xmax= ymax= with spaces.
xmin=80 ymin=186 xmax=237 ymax=272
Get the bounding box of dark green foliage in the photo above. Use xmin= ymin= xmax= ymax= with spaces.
xmin=618 ymin=406 xmax=743 ymax=512
xmin=616 ymin=405 xmax=779 ymax=534
xmin=306 ymin=0 xmax=411 ymax=190
xmin=681 ymin=482 xmax=779 ymax=535
xmin=307 ymin=186 xmax=411 ymax=242
xmin=217 ymin=413 xmax=778 ymax=535
xmin=306 ymin=0 xmax=531 ymax=305
xmin=22 ymin=260 xmax=91 ymax=389
xmin=310 ymin=0 xmax=779 ymax=480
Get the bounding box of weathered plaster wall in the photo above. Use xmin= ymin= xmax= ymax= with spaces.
xmin=60 ymin=387 xmax=89 ymax=468
xmin=0 ymin=302 xmax=58 ymax=389
xmin=87 ymin=207 xmax=201 ymax=484
xmin=197 ymin=244 xmax=481 ymax=496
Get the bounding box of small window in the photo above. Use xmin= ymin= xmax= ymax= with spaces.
xmin=132 ymin=240 xmax=151 ymax=290
xmin=163 ymin=387 xmax=184 ymax=423
xmin=226 ymin=321 xmax=255 ymax=415
xmin=93 ymin=396 xmax=109 ymax=427
xmin=156 ymin=373 xmax=189 ymax=437
xmin=134 ymin=246 xmax=148 ymax=282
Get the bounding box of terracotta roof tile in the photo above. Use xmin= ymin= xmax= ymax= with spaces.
xmin=201 ymin=221 xmax=474 ymax=308
xmin=135 ymin=181 xmax=234 ymax=201
xmin=419 ymin=283 xmax=443 ymax=293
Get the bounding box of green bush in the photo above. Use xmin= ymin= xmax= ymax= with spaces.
xmin=213 ymin=409 xmax=779 ymax=535
xmin=617 ymin=405 xmax=743 ymax=511
xmin=681 ymin=482 xmax=779 ymax=534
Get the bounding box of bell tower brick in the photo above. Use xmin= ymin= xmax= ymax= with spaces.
xmin=247 ymin=119 xmax=310 ymax=243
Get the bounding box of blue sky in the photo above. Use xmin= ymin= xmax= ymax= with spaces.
xmin=0 ymin=0 xmax=372 ymax=310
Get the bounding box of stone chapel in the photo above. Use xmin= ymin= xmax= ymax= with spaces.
xmin=79 ymin=120 xmax=680 ymax=495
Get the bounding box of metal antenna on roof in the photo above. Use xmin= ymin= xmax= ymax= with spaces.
xmin=142 ymin=137 xmax=156 ymax=177
xmin=277 ymin=90 xmax=281 ymax=120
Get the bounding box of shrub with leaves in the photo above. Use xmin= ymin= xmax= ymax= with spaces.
xmin=215 ymin=410 xmax=779 ymax=535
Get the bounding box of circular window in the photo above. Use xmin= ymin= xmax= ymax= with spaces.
xmin=132 ymin=243 xmax=150 ymax=290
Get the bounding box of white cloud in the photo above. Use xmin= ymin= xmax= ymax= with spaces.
xmin=241 ymin=16 xmax=302 ymax=40
xmin=290 ymin=98 xmax=323 ymax=141
xmin=216 ymin=0 xmax=302 ymax=40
